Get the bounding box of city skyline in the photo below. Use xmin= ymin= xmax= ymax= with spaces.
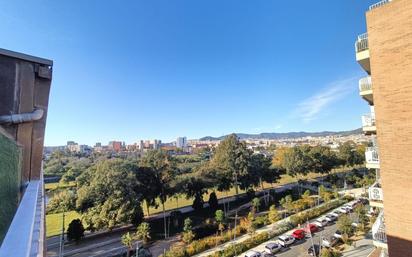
xmin=0 ymin=0 xmax=378 ymax=145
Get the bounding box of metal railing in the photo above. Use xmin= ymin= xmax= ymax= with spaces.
xmin=362 ymin=113 xmax=376 ymax=127
xmin=355 ymin=33 xmax=369 ymax=53
xmin=365 ymin=146 xmax=379 ymax=164
xmin=369 ymin=181 xmax=383 ymax=201
xmin=372 ymin=211 xmax=387 ymax=243
xmin=0 ymin=175 xmax=45 ymax=257
xmin=369 ymin=0 xmax=392 ymax=10
xmin=359 ymin=76 xmax=372 ymax=92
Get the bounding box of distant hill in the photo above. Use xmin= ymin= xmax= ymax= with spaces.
xmin=198 ymin=128 xmax=362 ymax=141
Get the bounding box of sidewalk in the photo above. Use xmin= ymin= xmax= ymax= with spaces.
xmin=341 ymin=234 xmax=375 ymax=257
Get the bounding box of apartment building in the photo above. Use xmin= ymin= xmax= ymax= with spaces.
xmin=356 ymin=0 xmax=412 ymax=256
xmin=0 ymin=49 xmax=53 ymax=256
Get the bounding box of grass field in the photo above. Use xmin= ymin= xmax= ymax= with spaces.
xmin=45 ymin=181 xmax=76 ymax=191
xmin=46 ymin=210 xmax=81 ymax=237
xmin=45 ymin=170 xmax=340 ymax=237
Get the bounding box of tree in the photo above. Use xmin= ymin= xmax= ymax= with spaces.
xmin=268 ymin=205 xmax=280 ymax=223
xmin=67 ymin=219 xmax=85 ymax=243
xmin=251 ymin=197 xmax=261 ymax=213
xmin=280 ymin=195 xmax=293 ymax=214
xmin=136 ymin=222 xmax=151 ymax=244
xmin=140 ymin=150 xmax=177 ymax=239
xmin=75 ymin=159 xmax=144 ymax=231
xmin=46 ymin=190 xmax=76 ymax=214
xmin=182 ymin=218 xmax=195 ymax=243
xmin=215 ymin=210 xmax=225 ymax=235
xmin=121 ymin=232 xmax=135 ymax=257
xmin=209 ymin=134 xmax=251 ymax=197
xmin=302 ymin=190 xmax=315 ymax=208
xmin=281 ymin=146 xmax=313 ymax=177
xmin=192 ymin=192 xmax=204 ymax=212
xmin=208 ymin=191 xmax=219 ymax=213
xmin=246 ymin=211 xmax=256 ymax=235
xmin=309 ymin=146 xmax=339 ymax=174
xmin=337 ymin=214 xmax=354 ymax=236
xmin=338 ymin=141 xmax=364 ymax=167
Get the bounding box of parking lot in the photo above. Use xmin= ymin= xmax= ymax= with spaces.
xmin=240 ymin=200 xmax=369 ymax=257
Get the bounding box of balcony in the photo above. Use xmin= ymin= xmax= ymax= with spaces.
xmin=365 ymin=146 xmax=380 ymax=169
xmin=0 ymin=174 xmax=45 ymax=257
xmin=359 ymin=76 xmax=373 ymax=104
xmin=369 ymin=0 xmax=392 ymax=10
xmin=372 ymin=211 xmax=388 ymax=249
xmin=362 ymin=113 xmax=376 ymax=134
xmin=368 ymin=181 xmax=384 ymax=208
xmin=355 ymin=33 xmax=370 ymax=74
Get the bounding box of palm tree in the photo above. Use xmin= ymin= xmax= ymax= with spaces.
xmin=121 ymin=232 xmax=134 ymax=257
xmin=136 ymin=222 xmax=151 ymax=244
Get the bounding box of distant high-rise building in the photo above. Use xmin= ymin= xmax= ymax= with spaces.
xmin=153 ymin=139 xmax=161 ymax=150
xmin=108 ymin=141 xmax=123 ymax=152
xmin=176 ymin=137 xmax=187 ymax=149
xmin=139 ymin=140 xmax=144 ymax=151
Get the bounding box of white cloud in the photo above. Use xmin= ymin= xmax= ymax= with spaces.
xmin=295 ymin=76 xmax=359 ymax=123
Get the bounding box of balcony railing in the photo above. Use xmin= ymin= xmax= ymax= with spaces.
xmin=365 ymin=146 xmax=379 ymax=165
xmin=369 ymin=0 xmax=392 ymax=10
xmin=362 ymin=113 xmax=376 ymax=127
xmin=355 ymin=33 xmax=369 ymax=53
xmin=359 ymin=76 xmax=372 ymax=92
xmin=0 ymin=175 xmax=45 ymax=257
xmin=369 ymin=181 xmax=383 ymax=202
xmin=372 ymin=211 xmax=387 ymax=244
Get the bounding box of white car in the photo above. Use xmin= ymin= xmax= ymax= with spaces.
xmin=265 ymin=242 xmax=282 ymax=253
xmin=322 ymin=236 xmax=339 ymax=248
xmin=244 ymin=250 xmax=262 ymax=257
xmin=314 ymin=218 xmax=328 ymax=228
xmin=330 ymin=210 xmax=342 ymax=218
xmin=339 ymin=208 xmax=349 ymax=214
xmin=278 ymin=235 xmax=295 ymax=247
xmin=334 ymin=230 xmax=343 ymax=239
xmin=325 ymin=214 xmax=337 ymax=222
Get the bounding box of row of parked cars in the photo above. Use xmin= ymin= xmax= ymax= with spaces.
xmin=243 ymin=199 xmax=366 ymax=257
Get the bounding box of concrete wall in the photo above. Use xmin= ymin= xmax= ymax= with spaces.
xmin=366 ymin=0 xmax=412 ymax=255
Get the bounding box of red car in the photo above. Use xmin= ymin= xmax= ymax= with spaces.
xmin=292 ymin=229 xmax=306 ymax=240
xmin=305 ymin=223 xmax=318 ymax=234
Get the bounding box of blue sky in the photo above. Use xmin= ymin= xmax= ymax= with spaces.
xmin=0 ymin=0 xmax=376 ymax=146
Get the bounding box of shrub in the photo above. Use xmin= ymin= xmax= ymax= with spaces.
xmin=67 ymin=219 xmax=85 ymax=243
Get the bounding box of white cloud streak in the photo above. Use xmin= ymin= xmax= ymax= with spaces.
xmin=295 ymin=76 xmax=359 ymax=123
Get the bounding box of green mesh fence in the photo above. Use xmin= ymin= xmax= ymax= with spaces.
xmin=0 ymin=131 xmax=21 ymax=243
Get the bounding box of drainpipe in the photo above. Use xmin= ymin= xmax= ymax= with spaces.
xmin=0 ymin=108 xmax=44 ymax=124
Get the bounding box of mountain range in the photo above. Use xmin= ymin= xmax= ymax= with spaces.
xmin=198 ymin=128 xmax=363 ymax=141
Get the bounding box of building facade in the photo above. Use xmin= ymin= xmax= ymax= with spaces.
xmin=357 ymin=0 xmax=412 ymax=256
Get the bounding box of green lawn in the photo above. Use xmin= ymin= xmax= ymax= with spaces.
xmin=46 ymin=211 xmax=81 ymax=237
xmin=45 ymin=181 xmax=76 ymax=191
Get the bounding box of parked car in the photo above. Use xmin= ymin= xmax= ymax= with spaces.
xmin=244 ymin=250 xmax=262 ymax=257
xmin=292 ymin=229 xmax=306 ymax=240
xmin=260 ymin=251 xmax=275 ymax=257
xmin=322 ymin=236 xmax=339 ymax=248
xmin=305 ymin=223 xmax=318 ymax=234
xmin=265 ymin=242 xmax=282 ymax=253
xmin=325 ymin=214 xmax=337 ymax=222
xmin=278 ymin=235 xmax=295 ymax=247
xmin=330 ymin=210 xmax=342 ymax=218
xmin=334 ymin=230 xmax=343 ymax=239
xmin=307 ymin=244 xmax=320 ymax=256
xmin=314 ymin=218 xmax=328 ymax=228
xmin=339 ymin=207 xmax=350 ymax=214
